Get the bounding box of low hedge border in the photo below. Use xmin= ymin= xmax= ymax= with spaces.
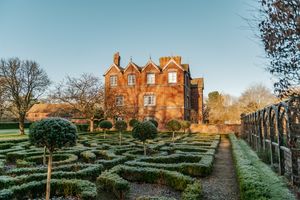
xmin=96 ymin=165 xmax=202 ymax=200
xmin=0 ymin=178 xmax=96 ymax=200
xmin=0 ymin=164 xmax=103 ymax=189
xmin=125 ymin=154 xmax=214 ymax=177
xmin=229 ymin=134 xmax=295 ymax=200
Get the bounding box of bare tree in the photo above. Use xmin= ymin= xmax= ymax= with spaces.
xmin=239 ymin=83 xmax=277 ymax=114
xmin=0 ymin=58 xmax=51 ymax=134
xmin=51 ymin=73 xmax=104 ymax=132
xmin=258 ymin=0 xmax=300 ymax=97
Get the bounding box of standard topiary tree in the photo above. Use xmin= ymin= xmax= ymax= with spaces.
xmin=29 ymin=118 xmax=77 ymax=200
xmin=181 ymin=120 xmax=191 ymax=134
xmin=149 ymin=119 xmax=158 ymax=128
xmin=99 ymin=120 xmax=113 ymax=139
xmin=166 ymin=119 xmax=181 ymax=142
xmin=115 ymin=120 xmax=127 ymax=145
xmin=129 ymin=119 xmax=139 ymax=128
xmin=132 ymin=121 xmax=157 ymax=156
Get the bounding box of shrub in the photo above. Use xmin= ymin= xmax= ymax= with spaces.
xmin=181 ymin=181 xmax=202 ymax=200
xmin=115 ymin=120 xmax=128 ymax=145
xmin=80 ymin=151 xmax=96 ymax=163
xmin=229 ymin=134 xmax=295 ymax=200
xmin=76 ymin=124 xmax=89 ymax=132
xmin=132 ymin=121 xmax=157 ymax=155
xmin=180 ymin=121 xmax=191 ymax=134
xmin=165 ymin=120 xmax=181 ymax=142
xmin=0 ymin=122 xmax=31 ymax=130
xmin=99 ymin=120 xmax=113 ymax=139
xmin=149 ymin=119 xmax=158 ymax=128
xmin=129 ymin=119 xmax=139 ymax=128
xmin=29 ymin=118 xmax=77 ymax=200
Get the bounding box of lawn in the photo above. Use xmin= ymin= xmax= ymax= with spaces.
xmin=0 ymin=131 xmax=220 ymax=199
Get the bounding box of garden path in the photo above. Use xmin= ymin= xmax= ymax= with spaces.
xmin=200 ymin=136 xmax=240 ymax=200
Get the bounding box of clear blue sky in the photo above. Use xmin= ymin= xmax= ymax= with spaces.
xmin=0 ymin=0 xmax=273 ymax=97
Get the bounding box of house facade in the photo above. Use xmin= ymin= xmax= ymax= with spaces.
xmin=104 ymin=52 xmax=204 ymax=128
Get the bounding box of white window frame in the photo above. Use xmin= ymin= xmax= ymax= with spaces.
xmin=116 ymin=96 xmax=124 ymax=106
xmin=110 ymin=75 xmax=117 ymax=86
xmin=147 ymin=73 xmax=155 ymax=84
xmin=168 ymin=72 xmax=177 ymax=83
xmin=128 ymin=74 xmax=136 ymax=86
xmin=144 ymin=95 xmax=156 ymax=106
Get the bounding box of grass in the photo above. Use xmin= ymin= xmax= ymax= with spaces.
xmin=0 ymin=129 xmax=28 ymax=140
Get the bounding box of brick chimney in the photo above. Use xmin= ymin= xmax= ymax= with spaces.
xmin=159 ymin=56 xmax=181 ymax=67
xmin=113 ymin=52 xmax=120 ymax=66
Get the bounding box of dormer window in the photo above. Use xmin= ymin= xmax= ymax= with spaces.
xmin=168 ymin=72 xmax=177 ymax=83
xmin=147 ymin=73 xmax=155 ymax=84
xmin=110 ymin=75 xmax=117 ymax=86
xmin=128 ymin=74 xmax=136 ymax=86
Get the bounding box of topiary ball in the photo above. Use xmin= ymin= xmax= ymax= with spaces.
xmin=115 ymin=120 xmax=127 ymax=132
xmin=99 ymin=120 xmax=113 ymax=130
xmin=132 ymin=121 xmax=157 ymax=142
xmin=129 ymin=119 xmax=139 ymax=127
xmin=29 ymin=118 xmax=77 ymax=152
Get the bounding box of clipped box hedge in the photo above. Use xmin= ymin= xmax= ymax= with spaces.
xmin=229 ymin=134 xmax=295 ymax=200
xmin=96 ymin=165 xmax=202 ymax=200
xmin=0 ymin=179 xmax=96 ymax=200
xmin=0 ymin=122 xmax=31 ymax=130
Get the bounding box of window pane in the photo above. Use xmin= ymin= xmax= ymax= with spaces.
xmin=168 ymin=72 xmax=177 ymax=83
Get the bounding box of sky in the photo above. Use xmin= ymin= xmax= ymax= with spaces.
xmin=0 ymin=0 xmax=273 ymax=97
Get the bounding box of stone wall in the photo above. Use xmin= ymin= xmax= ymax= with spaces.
xmin=190 ymin=123 xmax=241 ymax=134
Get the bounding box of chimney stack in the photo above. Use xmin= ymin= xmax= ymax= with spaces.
xmin=159 ymin=56 xmax=182 ymax=67
xmin=113 ymin=52 xmax=120 ymax=66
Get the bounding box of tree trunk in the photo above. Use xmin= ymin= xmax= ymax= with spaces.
xmin=143 ymin=142 xmax=146 ymax=156
xmin=119 ymin=131 xmax=122 ymax=146
xmin=43 ymin=146 xmax=46 ymax=166
xmin=19 ymin=114 xmax=25 ymax=135
xmin=46 ymin=152 xmax=53 ymax=200
xmin=172 ymin=131 xmax=175 ymax=142
xmin=89 ymin=118 xmax=94 ymax=132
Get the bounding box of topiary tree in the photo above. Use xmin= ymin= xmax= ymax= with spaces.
xmin=181 ymin=120 xmax=191 ymax=134
xmin=115 ymin=120 xmax=127 ymax=145
xmin=149 ymin=119 xmax=158 ymax=128
xmin=132 ymin=121 xmax=157 ymax=156
xmin=166 ymin=119 xmax=181 ymax=142
xmin=99 ymin=120 xmax=113 ymax=139
xmin=129 ymin=118 xmax=139 ymax=128
xmin=29 ymin=118 xmax=77 ymax=200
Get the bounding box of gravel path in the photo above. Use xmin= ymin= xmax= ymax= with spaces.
xmin=127 ymin=182 xmax=181 ymax=200
xmin=200 ymin=136 xmax=240 ymax=200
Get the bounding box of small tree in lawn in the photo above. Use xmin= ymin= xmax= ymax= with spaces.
xmin=149 ymin=119 xmax=158 ymax=128
xmin=166 ymin=119 xmax=181 ymax=142
xmin=115 ymin=120 xmax=127 ymax=145
xmin=99 ymin=120 xmax=112 ymax=139
xmin=29 ymin=118 xmax=77 ymax=200
xmin=132 ymin=121 xmax=157 ymax=156
xmin=181 ymin=120 xmax=191 ymax=134
xmin=129 ymin=119 xmax=139 ymax=128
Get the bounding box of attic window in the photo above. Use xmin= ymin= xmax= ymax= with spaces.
xmin=168 ymin=72 xmax=177 ymax=83
xmin=110 ymin=75 xmax=117 ymax=86
xmin=128 ymin=74 xmax=136 ymax=86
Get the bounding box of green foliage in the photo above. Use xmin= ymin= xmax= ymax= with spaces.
xmin=180 ymin=121 xmax=191 ymax=133
xmin=132 ymin=121 xmax=158 ymax=143
xmin=0 ymin=179 xmax=97 ymax=200
xmin=114 ymin=120 xmax=127 ymax=132
xmin=0 ymin=122 xmax=32 ymax=130
xmin=76 ymin=124 xmax=89 ymax=132
xmin=181 ymin=181 xmax=202 ymax=200
xmin=229 ymin=134 xmax=295 ymax=200
xmin=149 ymin=119 xmax=158 ymax=128
xmin=129 ymin=119 xmax=139 ymax=128
xmin=99 ymin=120 xmax=113 ymax=130
xmin=80 ymin=151 xmax=96 ymax=163
xmin=166 ymin=120 xmax=181 ymax=132
xmin=29 ymin=118 xmax=77 ymax=152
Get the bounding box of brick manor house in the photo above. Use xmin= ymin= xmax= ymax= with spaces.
xmin=104 ymin=52 xmax=204 ymax=128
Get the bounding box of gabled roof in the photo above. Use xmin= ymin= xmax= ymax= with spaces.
xmin=162 ymin=58 xmax=184 ymax=71
xmin=123 ymin=62 xmax=141 ymax=73
xmin=142 ymin=59 xmax=161 ymax=72
xmin=104 ymin=64 xmax=123 ymax=76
